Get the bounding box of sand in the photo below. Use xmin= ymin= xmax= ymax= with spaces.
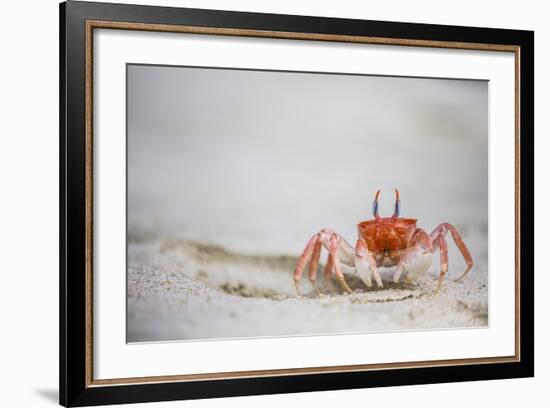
xmin=127 ymin=237 xmax=488 ymax=342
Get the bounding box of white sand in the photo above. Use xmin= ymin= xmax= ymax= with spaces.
xmin=127 ymin=237 xmax=488 ymax=342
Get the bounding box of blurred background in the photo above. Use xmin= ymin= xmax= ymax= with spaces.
xmin=127 ymin=64 xmax=488 ymax=257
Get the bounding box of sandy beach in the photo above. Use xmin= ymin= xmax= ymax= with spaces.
xmin=127 ymin=235 xmax=488 ymax=342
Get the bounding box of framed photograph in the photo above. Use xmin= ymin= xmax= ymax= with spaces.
xmin=60 ymin=1 xmax=534 ymax=406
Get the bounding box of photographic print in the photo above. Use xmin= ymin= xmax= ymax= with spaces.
xmin=60 ymin=4 xmax=533 ymax=404
xmin=126 ymin=64 xmax=488 ymax=343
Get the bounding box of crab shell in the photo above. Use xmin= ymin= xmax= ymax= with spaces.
xmin=358 ymin=217 xmax=417 ymax=253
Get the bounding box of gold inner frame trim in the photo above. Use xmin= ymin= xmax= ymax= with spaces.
xmin=84 ymin=19 xmax=521 ymax=388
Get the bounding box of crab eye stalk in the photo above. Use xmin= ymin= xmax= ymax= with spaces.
xmin=372 ymin=190 xmax=381 ymax=219
xmin=392 ymin=189 xmax=401 ymax=218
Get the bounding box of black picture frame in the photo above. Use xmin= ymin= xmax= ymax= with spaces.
xmin=60 ymin=1 xmax=534 ymax=406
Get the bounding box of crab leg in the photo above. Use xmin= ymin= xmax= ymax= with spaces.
xmin=433 ymin=235 xmax=449 ymax=294
xmin=295 ymin=230 xmax=355 ymax=295
xmin=430 ymin=223 xmax=473 ymax=281
xmin=308 ymin=240 xmax=322 ymax=295
xmin=355 ymin=239 xmax=383 ymax=288
xmin=322 ymin=254 xmax=340 ymax=293
xmin=293 ymin=234 xmax=318 ymax=296
xmin=393 ymin=264 xmax=404 ymax=284
xmin=323 ymin=254 xmax=333 ymax=280
xmin=411 ymin=228 xmax=433 ymax=252
xmin=329 ymin=235 xmax=353 ymax=294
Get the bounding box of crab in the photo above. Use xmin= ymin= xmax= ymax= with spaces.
xmin=293 ymin=190 xmax=473 ymax=296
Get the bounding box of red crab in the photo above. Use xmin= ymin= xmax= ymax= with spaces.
xmin=293 ymin=190 xmax=473 ymax=295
